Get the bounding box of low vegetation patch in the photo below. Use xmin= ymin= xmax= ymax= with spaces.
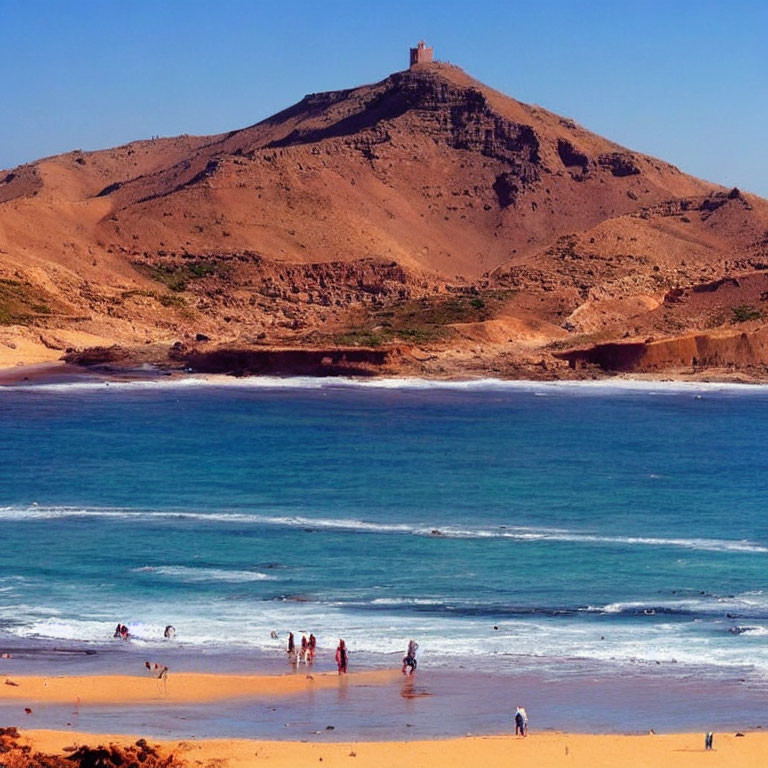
xmin=134 ymin=260 xmax=218 ymax=292
xmin=0 ymin=278 xmax=58 ymax=325
xmin=121 ymin=289 xmax=188 ymax=309
xmin=329 ymin=290 xmax=514 ymax=347
xmin=731 ymin=304 xmax=763 ymax=323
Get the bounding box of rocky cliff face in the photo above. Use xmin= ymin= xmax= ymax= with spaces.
xmin=1 ymin=61 xmax=767 ymax=378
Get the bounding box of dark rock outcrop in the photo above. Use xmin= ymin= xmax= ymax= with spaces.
xmin=179 ymin=346 xmax=399 ymax=377
xmin=598 ymin=152 xmax=640 ymax=177
xmin=0 ymin=729 xmax=183 ymax=768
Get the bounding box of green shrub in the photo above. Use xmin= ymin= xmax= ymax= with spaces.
xmin=731 ymin=305 xmax=762 ymax=323
xmin=135 ymin=261 xmax=218 ymax=292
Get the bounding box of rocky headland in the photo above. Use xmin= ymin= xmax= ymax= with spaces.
xmin=2 ymin=61 xmax=768 ymax=381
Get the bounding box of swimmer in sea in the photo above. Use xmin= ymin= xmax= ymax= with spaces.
xmin=164 ymin=625 xmax=176 ymax=639
xmin=115 ymin=624 xmax=129 ymax=640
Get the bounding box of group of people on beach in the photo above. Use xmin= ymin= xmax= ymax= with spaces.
xmin=282 ymin=632 xmax=358 ymax=677
xmin=286 ymin=632 xmax=317 ymax=665
xmin=113 ymin=621 xmax=419 ymax=685
xmin=110 ymin=625 xmax=534 ymax=735
xmin=284 ymin=632 xmax=349 ymax=674
xmin=284 ymin=632 xmax=348 ymax=675
xmin=283 ymin=633 xmax=417 ymax=677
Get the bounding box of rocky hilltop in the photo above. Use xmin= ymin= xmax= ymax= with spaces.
xmin=2 ymin=60 xmax=767 ymax=379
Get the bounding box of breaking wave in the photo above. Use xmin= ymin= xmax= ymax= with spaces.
xmin=3 ymin=374 xmax=768 ymax=395
xmin=131 ymin=566 xmax=276 ymax=583
xmin=1 ymin=506 xmax=765 ymax=554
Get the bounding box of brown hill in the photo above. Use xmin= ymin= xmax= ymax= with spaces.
xmin=1 ymin=58 xmax=768 ymax=379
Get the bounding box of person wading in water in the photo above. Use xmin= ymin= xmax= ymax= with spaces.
xmin=402 ymin=639 xmax=418 ymax=675
xmin=335 ymin=639 xmax=348 ymax=674
xmin=287 ymin=632 xmax=297 ymax=664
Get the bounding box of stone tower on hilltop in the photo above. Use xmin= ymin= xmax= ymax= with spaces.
xmin=409 ymin=40 xmax=434 ymax=68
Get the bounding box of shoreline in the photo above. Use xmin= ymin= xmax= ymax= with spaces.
xmin=2 ymin=361 xmax=768 ymax=391
xmin=14 ymin=728 xmax=768 ymax=768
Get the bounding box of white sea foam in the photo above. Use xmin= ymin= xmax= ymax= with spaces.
xmin=1 ymin=505 xmax=766 ymax=554
xmin=738 ymin=626 xmax=768 ymax=637
xmin=4 ymin=594 xmax=768 ymax=677
xmin=369 ymin=597 xmax=447 ymax=606
xmin=3 ymin=373 xmax=768 ymax=395
xmin=131 ymin=565 xmax=276 ymax=582
xmin=596 ymin=591 xmax=768 ymax=617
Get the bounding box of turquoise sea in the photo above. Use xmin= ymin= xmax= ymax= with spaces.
xmin=1 ymin=376 xmax=768 ymax=735
xmin=1 ymin=376 xmax=766 ymax=677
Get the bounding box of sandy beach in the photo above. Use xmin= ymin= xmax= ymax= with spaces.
xmin=15 ymin=728 xmax=768 ymax=768
xmin=0 ymin=670 xmax=398 ymax=705
xmin=3 ymin=672 xmax=767 ymax=767
xmin=2 ymin=360 xmax=768 ymax=389
xmin=3 ymin=378 xmax=767 ymax=762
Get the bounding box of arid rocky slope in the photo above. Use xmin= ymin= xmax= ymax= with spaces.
xmin=2 ymin=60 xmax=768 ymax=379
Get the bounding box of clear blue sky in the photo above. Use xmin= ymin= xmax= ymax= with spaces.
xmin=2 ymin=0 xmax=767 ymax=195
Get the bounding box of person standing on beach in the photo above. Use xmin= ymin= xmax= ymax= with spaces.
xmin=300 ymin=634 xmax=308 ymax=663
xmin=514 ymin=706 xmax=525 ymax=736
xmin=308 ymin=633 xmax=316 ymax=663
xmin=287 ymin=632 xmax=295 ymax=658
xmin=521 ymin=706 xmax=529 ymax=736
xmin=402 ymin=639 xmax=418 ymax=675
xmin=335 ymin=639 xmax=348 ymax=674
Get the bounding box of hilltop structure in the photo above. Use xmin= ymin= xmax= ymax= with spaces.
xmin=409 ymin=40 xmax=434 ymax=67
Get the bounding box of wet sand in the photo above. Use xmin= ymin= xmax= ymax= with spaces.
xmin=19 ymin=728 xmax=768 ymax=768
xmin=1 ymin=664 xmax=766 ymax=740
xmin=0 ymin=362 xmax=89 ymax=386
xmin=0 ymin=670 xmax=398 ymax=705
xmin=0 ymin=362 xmax=171 ymax=387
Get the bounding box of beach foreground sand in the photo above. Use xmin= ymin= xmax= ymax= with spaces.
xmin=0 ymin=670 xmax=399 ymax=705
xmin=16 ymin=728 xmax=768 ymax=768
xmin=2 ymin=673 xmax=766 ymax=766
